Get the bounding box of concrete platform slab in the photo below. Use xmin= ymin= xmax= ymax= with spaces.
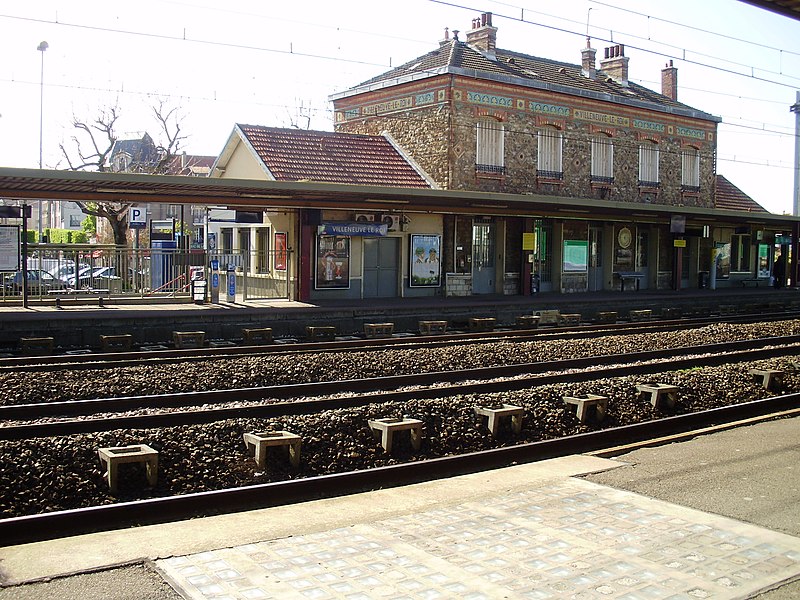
xmin=0 ymin=455 xmax=614 ymax=585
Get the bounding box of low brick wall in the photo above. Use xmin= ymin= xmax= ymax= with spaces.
xmin=445 ymin=273 xmax=472 ymax=297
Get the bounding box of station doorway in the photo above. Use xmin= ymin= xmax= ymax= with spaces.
xmin=472 ymin=219 xmax=496 ymax=294
xmin=363 ymin=237 xmax=399 ymax=298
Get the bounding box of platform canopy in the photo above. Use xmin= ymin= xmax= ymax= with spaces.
xmin=0 ymin=167 xmax=796 ymax=230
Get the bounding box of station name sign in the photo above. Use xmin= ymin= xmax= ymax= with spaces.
xmin=318 ymin=222 xmax=388 ymax=237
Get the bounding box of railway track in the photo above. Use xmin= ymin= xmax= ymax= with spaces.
xmin=2 ymin=336 xmax=800 ymax=435
xmin=1 ymin=394 xmax=797 ymax=546
xmin=3 ymin=321 xmax=800 ymax=546
xmin=2 ymin=310 xmax=799 ymax=372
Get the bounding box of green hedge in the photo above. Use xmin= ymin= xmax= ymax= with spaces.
xmin=25 ymin=229 xmax=89 ymax=244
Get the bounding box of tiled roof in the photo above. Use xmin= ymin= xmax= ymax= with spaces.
xmin=355 ymin=39 xmax=706 ymax=116
xmin=164 ymin=155 xmax=216 ymax=176
xmin=237 ymin=125 xmax=431 ymax=188
xmin=715 ymin=174 xmax=769 ymax=212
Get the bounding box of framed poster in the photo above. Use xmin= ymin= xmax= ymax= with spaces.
xmin=274 ymin=232 xmax=287 ymax=271
xmin=410 ymin=234 xmax=441 ymax=287
xmin=0 ymin=225 xmax=20 ymax=272
xmin=757 ymin=244 xmax=770 ymax=279
xmin=315 ymin=235 xmax=350 ymax=289
xmin=563 ymin=240 xmax=588 ymax=272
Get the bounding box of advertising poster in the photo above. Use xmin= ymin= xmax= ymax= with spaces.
xmin=410 ymin=234 xmax=441 ymax=287
xmin=275 ymin=232 xmax=287 ymax=271
xmin=0 ymin=225 xmax=20 ymax=272
xmin=563 ymin=240 xmax=588 ymax=272
xmin=315 ymin=235 xmax=350 ymax=289
xmin=757 ymin=244 xmax=770 ymax=279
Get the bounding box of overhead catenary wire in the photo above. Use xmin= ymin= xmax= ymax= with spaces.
xmin=0 ymin=3 xmax=794 ymax=182
xmin=427 ymin=0 xmax=800 ymax=89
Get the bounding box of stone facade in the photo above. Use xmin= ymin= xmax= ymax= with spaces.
xmin=335 ymin=76 xmax=716 ymax=208
xmin=331 ymin=19 xmax=724 ymax=296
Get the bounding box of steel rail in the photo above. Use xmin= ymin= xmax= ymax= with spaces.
xmin=1 ymin=311 xmax=797 ymax=372
xmin=3 ymin=337 xmax=799 ymax=440
xmin=0 ymin=393 xmax=796 ymax=547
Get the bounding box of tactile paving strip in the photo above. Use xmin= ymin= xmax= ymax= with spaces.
xmin=157 ymin=478 xmax=800 ymax=599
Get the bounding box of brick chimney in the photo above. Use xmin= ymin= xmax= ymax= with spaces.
xmin=600 ymin=44 xmax=629 ymax=87
xmin=465 ymin=12 xmax=497 ymax=58
xmin=661 ymin=60 xmax=678 ymax=101
xmin=581 ymin=37 xmax=596 ymax=80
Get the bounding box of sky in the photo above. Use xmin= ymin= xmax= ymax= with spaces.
xmin=0 ymin=0 xmax=798 ymax=214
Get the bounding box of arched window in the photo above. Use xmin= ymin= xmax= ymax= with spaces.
xmin=537 ymin=126 xmax=563 ymax=179
xmin=476 ymin=118 xmax=504 ymax=173
xmin=681 ymin=146 xmax=700 ymax=191
xmin=638 ymin=140 xmax=659 ymax=187
xmin=590 ymin=133 xmax=614 ymax=183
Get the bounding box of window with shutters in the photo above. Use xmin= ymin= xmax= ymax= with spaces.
xmin=475 ymin=119 xmax=505 ymax=174
xmin=590 ymin=134 xmax=614 ymax=184
xmin=681 ymin=146 xmax=700 ymax=192
xmin=537 ymin=126 xmax=563 ymax=180
xmin=638 ymin=140 xmax=659 ymax=187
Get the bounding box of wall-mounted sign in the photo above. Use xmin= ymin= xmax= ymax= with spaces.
xmin=315 ymin=235 xmax=350 ymax=289
xmin=274 ymin=232 xmax=287 ymax=271
xmin=522 ymin=232 xmax=536 ymax=251
xmin=670 ymin=215 xmax=686 ymax=234
xmin=318 ymin=222 xmax=388 ymax=237
xmin=129 ymin=207 xmax=147 ymax=230
xmin=150 ymin=219 xmax=175 ymax=241
xmin=563 ymin=240 xmax=588 ymax=272
xmin=758 ymin=244 xmax=771 ymax=278
xmin=0 ymin=225 xmax=20 ymax=271
xmin=410 ymin=234 xmax=441 ymax=287
xmin=673 ymin=239 xmax=687 ymax=248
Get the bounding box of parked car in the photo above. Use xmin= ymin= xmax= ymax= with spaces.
xmin=55 ymin=263 xmax=90 ymax=283
xmin=68 ymin=266 xmax=116 ymax=289
xmin=3 ymin=269 xmax=68 ymax=294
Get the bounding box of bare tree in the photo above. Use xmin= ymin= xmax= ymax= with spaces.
xmin=58 ymin=99 xmax=187 ymax=246
xmin=283 ymin=98 xmax=329 ymax=130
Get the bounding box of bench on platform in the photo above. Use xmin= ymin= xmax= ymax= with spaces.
xmin=614 ymin=271 xmax=645 ymax=291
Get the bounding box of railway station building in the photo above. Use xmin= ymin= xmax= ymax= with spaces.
xmin=205 ymin=12 xmax=792 ymax=302
xmin=1 ymin=13 xmax=797 ymax=305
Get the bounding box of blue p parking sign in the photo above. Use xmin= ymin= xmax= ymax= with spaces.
xmin=129 ymin=207 xmax=146 ymax=229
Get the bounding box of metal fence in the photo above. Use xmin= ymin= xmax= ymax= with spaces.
xmin=0 ymin=244 xmax=292 ymax=303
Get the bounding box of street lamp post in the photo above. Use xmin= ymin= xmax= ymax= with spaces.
xmin=37 ymin=41 xmax=48 ymax=240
